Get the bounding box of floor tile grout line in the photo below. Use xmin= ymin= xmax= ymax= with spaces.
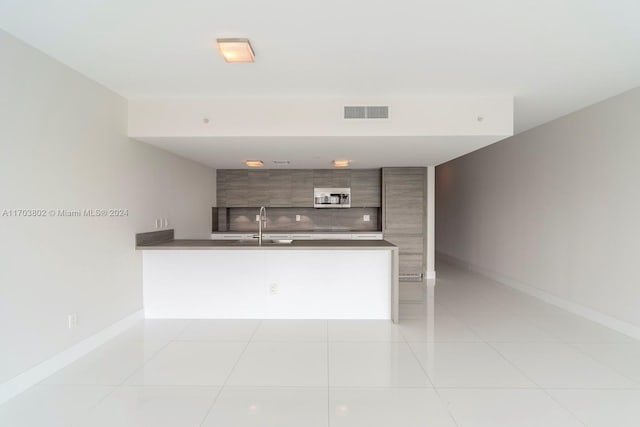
xmin=481 ymin=340 xmax=588 ymax=427
xmin=197 ymin=387 xmax=225 ymax=427
xmin=66 ymin=384 xmax=119 ymax=424
xmin=326 ymin=319 xmax=331 ymax=427
xmin=197 ymin=319 xmax=264 ymax=426
xmin=537 ymin=388 xmax=589 ymax=427
xmin=440 ymin=263 xmax=640 ymax=388
xmin=405 ymin=340 xmax=460 ymax=427
xmin=439 ymin=259 xmax=637 ymax=343
xmin=112 ymin=318 xmax=195 ymax=387
xmin=458 ymin=290 xmax=551 ymax=391
xmin=115 ymin=336 xmax=177 ymax=387
xmin=482 ymin=341 xmax=543 ymax=389
xmin=561 ymin=340 xmax=640 ymax=386
xmin=62 ymin=319 xmax=196 ymax=422
xmin=401 ymin=298 xmax=460 ymax=426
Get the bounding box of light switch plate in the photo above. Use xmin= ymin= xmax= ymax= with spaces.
xmin=296 ymin=215 xmax=301 ymax=222
xmin=363 ymin=215 xmax=370 ymax=222
xmin=255 ymin=215 xmax=260 ymax=222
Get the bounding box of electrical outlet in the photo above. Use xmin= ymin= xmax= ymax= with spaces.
xmin=295 ymin=215 xmax=301 ymax=222
xmin=269 ymin=283 xmax=279 ymax=295
xmin=256 ymin=215 xmax=260 ymax=222
xmin=68 ymin=313 xmax=78 ymax=329
xmin=363 ymin=215 xmax=370 ymax=222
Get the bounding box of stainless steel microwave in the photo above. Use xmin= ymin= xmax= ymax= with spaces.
xmin=313 ymin=188 xmax=351 ymax=208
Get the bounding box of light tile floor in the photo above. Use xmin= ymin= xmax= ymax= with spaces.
xmin=1 ymin=261 xmax=640 ymax=426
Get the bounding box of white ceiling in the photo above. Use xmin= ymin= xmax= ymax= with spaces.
xmin=1 ymin=0 xmax=639 ymax=166
xmin=138 ymin=135 xmax=503 ymax=169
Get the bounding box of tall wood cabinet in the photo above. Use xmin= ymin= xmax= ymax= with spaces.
xmin=382 ymin=167 xmax=427 ymax=303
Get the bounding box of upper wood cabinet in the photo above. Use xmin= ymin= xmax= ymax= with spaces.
xmin=217 ymin=169 xmax=381 ymax=208
xmin=290 ymin=170 xmax=314 ymax=207
xmin=217 ymin=170 xmax=249 ymax=207
xmin=350 ymin=169 xmax=381 ymax=207
xmin=313 ymin=170 xmax=351 ymax=188
xmin=268 ymin=171 xmax=293 ymax=207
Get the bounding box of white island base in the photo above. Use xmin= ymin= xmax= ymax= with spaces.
xmin=143 ymin=248 xmax=398 ymax=321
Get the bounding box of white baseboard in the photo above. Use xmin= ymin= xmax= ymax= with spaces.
xmin=0 ymin=309 xmax=143 ymax=405
xmin=437 ymin=252 xmax=640 ymax=341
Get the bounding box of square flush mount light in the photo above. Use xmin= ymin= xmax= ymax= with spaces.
xmin=333 ymin=160 xmax=350 ymax=167
xmin=216 ymin=38 xmax=255 ymax=63
xmin=245 ymin=160 xmax=264 ymax=167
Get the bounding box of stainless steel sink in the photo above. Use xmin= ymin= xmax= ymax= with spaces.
xmin=269 ymin=239 xmax=293 ymax=244
xmin=231 ymin=239 xmax=293 ymax=246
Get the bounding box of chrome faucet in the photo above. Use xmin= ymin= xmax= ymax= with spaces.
xmin=258 ymin=206 xmax=267 ymax=246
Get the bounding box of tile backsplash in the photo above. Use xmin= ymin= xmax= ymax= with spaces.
xmin=220 ymin=207 xmax=381 ymax=232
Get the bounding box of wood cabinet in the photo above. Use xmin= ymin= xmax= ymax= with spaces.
xmin=217 ymin=169 xmax=381 ymax=208
xmin=217 ymin=170 xmax=249 ymax=207
xmin=268 ymin=171 xmax=293 ymax=207
xmin=382 ymin=167 xmax=427 ymax=303
xmin=247 ymin=171 xmax=270 ymax=206
xmin=350 ymin=169 xmax=381 ymax=207
xmin=313 ymin=169 xmax=351 ymax=188
xmin=290 ymin=170 xmax=314 ymax=207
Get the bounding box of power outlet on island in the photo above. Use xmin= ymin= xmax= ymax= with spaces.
xmin=363 ymin=215 xmax=370 ymax=222
xmin=269 ymin=283 xmax=279 ymax=295
xmin=68 ymin=313 xmax=78 ymax=329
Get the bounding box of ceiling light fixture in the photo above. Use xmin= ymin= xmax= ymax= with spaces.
xmin=333 ymin=160 xmax=350 ymax=168
xmin=245 ymin=160 xmax=264 ymax=168
xmin=216 ymin=38 xmax=255 ymax=63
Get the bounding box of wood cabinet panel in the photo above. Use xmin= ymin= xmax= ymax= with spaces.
xmin=247 ymin=171 xmax=270 ymax=206
xmin=313 ymin=170 xmax=351 ymax=188
xmin=400 ymin=283 xmax=426 ymax=303
xmin=399 ymin=253 xmax=424 ymax=274
xmin=351 ymin=169 xmax=381 ymax=207
xmin=383 ymin=168 xmax=425 ymax=233
xmin=332 ymin=170 xmax=351 ymax=187
xmin=217 ymin=169 xmax=381 ymax=209
xmin=383 ymin=234 xmax=424 ymax=255
xmin=382 ymin=167 xmax=427 ymax=281
xmin=268 ymin=171 xmax=293 ymax=207
xmin=218 ymin=170 xmax=249 ymax=207
xmin=384 ymin=205 xmax=424 ymax=234
xmin=291 ymin=170 xmax=314 ymax=207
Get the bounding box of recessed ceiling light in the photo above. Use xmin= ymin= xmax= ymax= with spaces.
xmin=216 ymin=38 xmax=255 ymax=63
xmin=333 ymin=160 xmax=350 ymax=167
xmin=245 ymin=160 xmax=264 ymax=167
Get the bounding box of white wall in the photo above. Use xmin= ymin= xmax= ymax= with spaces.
xmin=0 ymin=30 xmax=216 ymax=384
xmin=436 ymin=87 xmax=640 ymax=329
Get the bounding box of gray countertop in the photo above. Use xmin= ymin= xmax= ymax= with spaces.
xmin=137 ymin=239 xmax=397 ymax=250
xmin=211 ymin=230 xmax=383 ymax=234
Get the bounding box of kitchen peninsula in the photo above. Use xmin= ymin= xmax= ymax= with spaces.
xmin=137 ymin=231 xmax=399 ymax=322
xmin=136 ymin=167 xmax=429 ymax=324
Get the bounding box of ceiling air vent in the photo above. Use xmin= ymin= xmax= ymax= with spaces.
xmin=344 ymin=106 xmax=389 ymax=119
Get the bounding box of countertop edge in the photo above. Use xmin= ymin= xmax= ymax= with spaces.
xmin=136 ymin=239 xmax=397 ymax=250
